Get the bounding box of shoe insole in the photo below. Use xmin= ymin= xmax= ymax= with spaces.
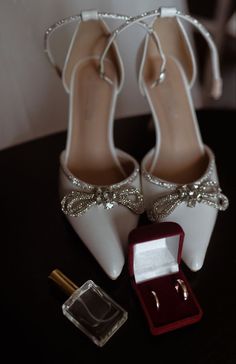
xmin=65 ymin=20 xmax=125 ymax=185
xmin=143 ymin=18 xmax=208 ymax=184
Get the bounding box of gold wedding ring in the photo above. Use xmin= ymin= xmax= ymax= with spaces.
xmin=175 ymin=279 xmax=189 ymax=301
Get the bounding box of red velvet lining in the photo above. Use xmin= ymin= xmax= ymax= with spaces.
xmin=132 ymin=271 xmax=202 ymax=334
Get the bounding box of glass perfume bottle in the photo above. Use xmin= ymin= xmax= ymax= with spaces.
xmin=49 ymin=269 xmax=128 ymax=347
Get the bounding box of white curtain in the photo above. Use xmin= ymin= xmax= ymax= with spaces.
xmin=0 ymin=0 xmax=187 ymax=150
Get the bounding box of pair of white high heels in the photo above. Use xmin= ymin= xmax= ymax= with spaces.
xmin=45 ymin=7 xmax=228 ymax=279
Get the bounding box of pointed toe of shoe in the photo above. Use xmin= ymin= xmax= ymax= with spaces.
xmin=141 ymin=147 xmax=228 ymax=272
xmin=64 ymin=202 xmax=140 ymax=279
xmin=59 ymin=149 xmax=143 ymax=279
xmin=60 ymin=192 xmax=140 ymax=279
xmin=67 ymin=208 xmax=127 ymax=279
xmin=106 ymin=262 xmax=124 ymax=280
xmin=186 ymin=258 xmax=204 ymax=272
xmin=182 ymin=251 xmax=205 ymax=272
xmin=167 ymin=203 xmax=218 ymax=271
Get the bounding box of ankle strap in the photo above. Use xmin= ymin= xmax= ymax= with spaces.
xmin=175 ymin=9 xmax=222 ymax=98
xmin=44 ymin=10 xmax=131 ymax=78
xmin=100 ymin=7 xmax=222 ymax=99
xmin=99 ymin=10 xmax=162 ymax=82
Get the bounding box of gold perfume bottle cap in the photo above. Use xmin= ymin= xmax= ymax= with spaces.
xmin=49 ymin=269 xmax=79 ymax=296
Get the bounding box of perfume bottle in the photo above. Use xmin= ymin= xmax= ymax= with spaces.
xmin=49 ymin=269 xmax=128 ymax=347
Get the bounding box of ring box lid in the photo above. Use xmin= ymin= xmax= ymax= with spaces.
xmin=129 ymin=222 xmax=184 ymax=283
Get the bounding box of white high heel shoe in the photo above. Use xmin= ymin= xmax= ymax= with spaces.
xmin=44 ymin=10 xmax=144 ymax=279
xmin=100 ymin=7 xmax=229 ymax=271
xmin=137 ymin=7 xmax=229 ymax=271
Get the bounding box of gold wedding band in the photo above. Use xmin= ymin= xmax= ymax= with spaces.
xmin=175 ymin=279 xmax=189 ymax=301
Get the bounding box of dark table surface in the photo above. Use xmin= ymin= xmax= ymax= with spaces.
xmin=1 ymin=110 xmax=235 ymax=364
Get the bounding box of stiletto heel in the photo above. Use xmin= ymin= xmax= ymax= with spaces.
xmin=44 ymin=11 xmax=144 ymax=279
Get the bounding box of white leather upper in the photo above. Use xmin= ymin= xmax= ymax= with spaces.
xmin=137 ymin=9 xmax=225 ymax=272
xmin=141 ymin=146 xmax=219 ymax=271
xmin=60 ymin=149 xmax=142 ymax=279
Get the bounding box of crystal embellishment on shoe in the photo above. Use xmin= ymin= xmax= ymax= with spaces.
xmin=148 ymin=180 xmax=229 ymax=222
xmin=62 ymin=184 xmax=144 ymax=217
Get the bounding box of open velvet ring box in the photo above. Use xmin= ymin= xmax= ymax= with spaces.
xmin=128 ymin=222 xmax=202 ymax=335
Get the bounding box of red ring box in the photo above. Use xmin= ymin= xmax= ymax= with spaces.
xmin=128 ymin=222 xmax=202 ymax=335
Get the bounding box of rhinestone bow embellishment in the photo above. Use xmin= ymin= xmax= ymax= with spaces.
xmin=62 ymin=185 xmax=144 ymax=217
xmin=148 ymin=180 xmax=229 ymax=221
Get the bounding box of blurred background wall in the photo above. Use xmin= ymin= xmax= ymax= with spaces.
xmin=188 ymin=0 xmax=236 ymax=108
xmin=0 ymin=0 xmax=235 ymax=150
